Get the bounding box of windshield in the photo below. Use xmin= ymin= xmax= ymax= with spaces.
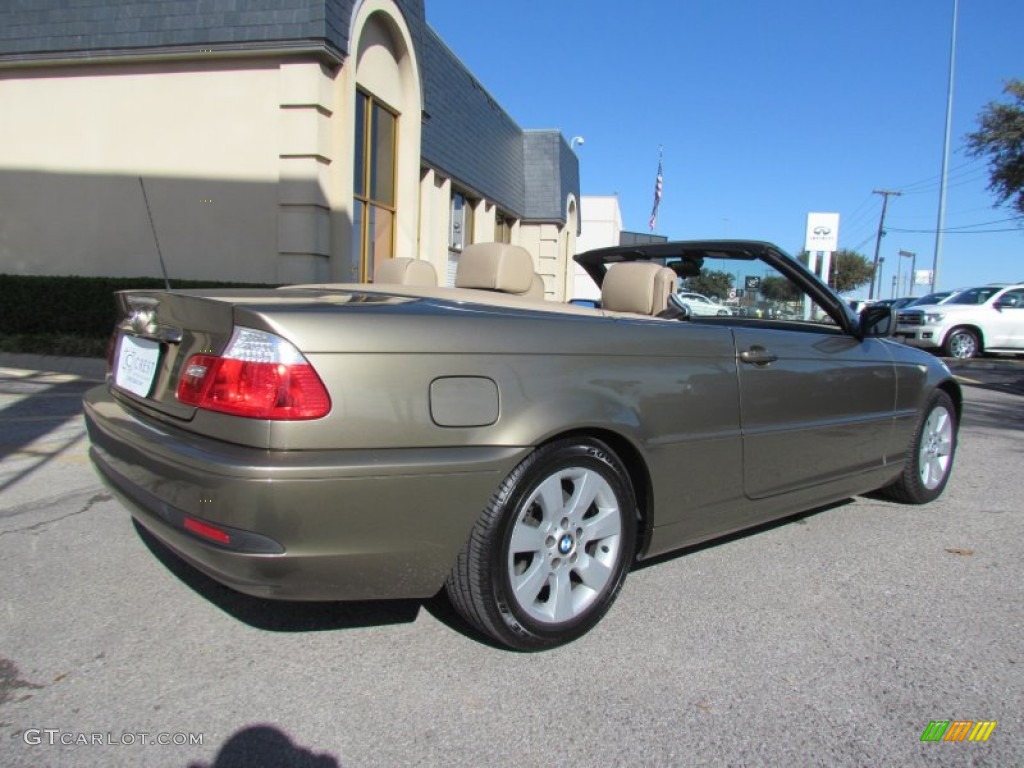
xmin=946 ymin=286 xmax=1001 ymax=306
xmin=907 ymin=291 xmax=953 ymax=307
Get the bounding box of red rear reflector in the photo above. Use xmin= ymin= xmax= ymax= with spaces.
xmin=184 ymin=516 xmax=232 ymax=545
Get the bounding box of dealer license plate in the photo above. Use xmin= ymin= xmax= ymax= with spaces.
xmin=115 ymin=335 xmax=160 ymax=397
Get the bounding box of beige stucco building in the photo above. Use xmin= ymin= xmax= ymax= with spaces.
xmin=0 ymin=0 xmax=580 ymax=299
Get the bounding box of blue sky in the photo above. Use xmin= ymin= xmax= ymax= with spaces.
xmin=427 ymin=0 xmax=1022 ymax=296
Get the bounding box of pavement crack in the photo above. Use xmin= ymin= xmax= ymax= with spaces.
xmin=0 ymin=658 xmax=44 ymax=708
xmin=0 ymin=491 xmax=112 ymax=537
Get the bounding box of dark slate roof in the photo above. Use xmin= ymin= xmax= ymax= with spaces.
xmin=419 ymin=28 xmax=525 ymax=217
xmin=419 ymin=27 xmax=579 ymax=224
xmin=522 ymin=130 xmax=579 ymax=223
xmin=0 ymin=0 xmax=358 ymax=60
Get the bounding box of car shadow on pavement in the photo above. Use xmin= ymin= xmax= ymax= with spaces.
xmin=956 ymin=376 xmax=1024 ymax=432
xmin=133 ymin=520 xmax=558 ymax=650
xmin=962 ymin=398 xmax=1024 ymax=432
xmin=632 ymin=499 xmax=855 ymax=572
xmin=133 ymin=521 xmax=422 ymax=633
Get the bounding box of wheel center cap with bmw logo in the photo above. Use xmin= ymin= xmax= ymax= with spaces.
xmin=558 ymin=533 xmax=574 ymax=555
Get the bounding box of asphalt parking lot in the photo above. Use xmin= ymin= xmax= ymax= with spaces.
xmin=1 ymin=354 xmax=1021 ymax=767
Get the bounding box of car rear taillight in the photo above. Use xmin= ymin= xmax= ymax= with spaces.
xmin=176 ymin=327 xmax=331 ymax=420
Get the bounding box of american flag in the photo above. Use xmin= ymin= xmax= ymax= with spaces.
xmin=648 ymin=154 xmax=663 ymax=231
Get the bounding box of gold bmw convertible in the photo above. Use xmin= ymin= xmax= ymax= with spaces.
xmin=84 ymin=241 xmax=960 ymax=650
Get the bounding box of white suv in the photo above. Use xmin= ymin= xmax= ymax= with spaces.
xmin=674 ymin=291 xmax=731 ymax=316
xmin=895 ymin=283 xmax=1024 ymax=358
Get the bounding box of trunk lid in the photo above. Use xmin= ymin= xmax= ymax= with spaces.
xmin=108 ymin=288 xmax=333 ymax=430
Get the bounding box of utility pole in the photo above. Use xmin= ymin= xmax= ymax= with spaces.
xmin=869 ymin=189 xmax=901 ymax=300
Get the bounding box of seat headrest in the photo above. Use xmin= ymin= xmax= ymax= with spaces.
xmin=525 ymin=273 xmax=545 ymax=299
xmin=601 ymin=262 xmax=677 ymax=316
xmin=373 ymin=258 xmax=438 ymax=287
xmin=455 ymin=243 xmax=535 ymax=294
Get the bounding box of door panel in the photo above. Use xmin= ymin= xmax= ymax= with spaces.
xmin=734 ymin=327 xmax=896 ymax=499
xmin=989 ymin=290 xmax=1024 ymax=348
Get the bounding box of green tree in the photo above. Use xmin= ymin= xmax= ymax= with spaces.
xmin=683 ymin=270 xmax=733 ymax=301
xmin=759 ymin=275 xmax=800 ymax=303
xmin=798 ymin=249 xmax=874 ymax=294
xmin=966 ymin=79 xmax=1024 ymax=217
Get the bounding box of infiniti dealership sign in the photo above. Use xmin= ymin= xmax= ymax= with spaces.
xmin=805 ymin=212 xmax=840 ymax=253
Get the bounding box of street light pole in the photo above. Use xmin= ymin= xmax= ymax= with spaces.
xmin=895 ymin=251 xmax=903 ymax=300
xmin=931 ymin=0 xmax=959 ymax=292
xmin=899 ymin=250 xmax=917 ymax=296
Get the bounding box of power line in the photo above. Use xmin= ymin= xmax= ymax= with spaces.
xmin=844 ymin=199 xmax=882 ymax=234
xmin=889 ymin=202 xmax=1005 ymax=221
xmin=900 ymin=167 xmax=988 ymax=196
xmin=888 ymin=226 xmax=1021 ymax=234
xmin=847 ymin=233 xmax=877 ymax=253
xmin=896 ymin=156 xmax=985 ymax=194
xmin=888 ymin=215 xmax=1022 ymax=234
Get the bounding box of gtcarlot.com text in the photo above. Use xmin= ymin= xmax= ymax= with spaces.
xmin=23 ymin=729 xmax=204 ymax=747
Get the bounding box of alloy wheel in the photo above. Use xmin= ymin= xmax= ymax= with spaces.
xmin=507 ymin=467 xmax=623 ymax=624
xmin=918 ymin=404 xmax=954 ymax=490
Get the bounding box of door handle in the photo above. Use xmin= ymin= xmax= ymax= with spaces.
xmin=739 ymin=346 xmax=778 ymax=366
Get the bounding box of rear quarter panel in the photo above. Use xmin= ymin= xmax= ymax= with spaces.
xmin=251 ymin=303 xmax=746 ymax=538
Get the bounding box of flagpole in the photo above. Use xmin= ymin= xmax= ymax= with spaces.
xmin=649 ymin=146 xmax=664 ymax=233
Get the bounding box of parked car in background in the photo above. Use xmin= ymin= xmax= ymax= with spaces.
xmin=895 ymin=283 xmax=1024 ymax=358
xmin=674 ymin=290 xmax=731 ymax=316
xmin=905 ymin=290 xmax=957 ymax=308
xmin=84 ymin=240 xmax=962 ymax=650
xmin=876 ymin=297 xmax=917 ymax=311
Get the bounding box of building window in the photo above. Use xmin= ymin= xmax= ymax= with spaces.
xmin=354 ymin=89 xmax=397 ymax=281
xmin=446 ymin=190 xmax=474 ymax=286
xmin=494 ymin=212 xmax=513 ymax=244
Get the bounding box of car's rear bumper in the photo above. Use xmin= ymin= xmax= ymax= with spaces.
xmin=83 ymin=385 xmax=528 ymax=601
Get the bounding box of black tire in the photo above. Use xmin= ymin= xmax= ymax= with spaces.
xmin=445 ymin=438 xmax=637 ymax=651
xmin=879 ymin=390 xmax=958 ymax=504
xmin=943 ymin=327 xmax=981 ymax=359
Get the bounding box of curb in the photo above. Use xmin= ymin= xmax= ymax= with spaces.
xmin=0 ymin=352 xmax=106 ymax=381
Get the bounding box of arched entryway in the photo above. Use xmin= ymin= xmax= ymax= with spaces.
xmin=345 ymin=1 xmax=422 ymax=281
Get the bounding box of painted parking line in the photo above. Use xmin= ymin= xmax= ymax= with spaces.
xmin=0 ymin=414 xmax=84 ymax=423
xmin=954 ymin=375 xmax=983 ymax=385
xmin=0 ymin=368 xmax=88 ymax=383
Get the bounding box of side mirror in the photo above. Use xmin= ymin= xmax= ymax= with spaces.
xmin=859 ymin=303 xmax=895 ymax=338
xmin=662 ymin=293 xmax=692 ymax=320
xmin=994 ymin=297 xmax=1020 ymax=310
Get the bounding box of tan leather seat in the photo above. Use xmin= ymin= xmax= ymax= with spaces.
xmin=525 ymin=273 xmax=545 ymax=299
xmin=601 ymin=262 xmax=677 ymax=316
xmin=373 ymin=258 xmax=438 ymax=287
xmin=455 ymin=243 xmax=538 ymax=296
